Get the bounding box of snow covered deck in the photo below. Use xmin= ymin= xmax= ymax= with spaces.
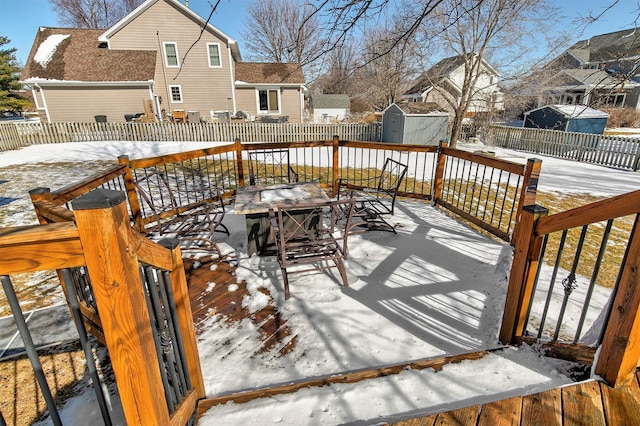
xmin=185 ymin=199 xmax=615 ymax=424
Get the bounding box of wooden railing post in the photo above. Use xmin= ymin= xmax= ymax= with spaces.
xmin=72 ymin=188 xmax=171 ymax=425
xmin=512 ymin=158 xmax=542 ymax=244
xmin=29 ymin=187 xmax=54 ymax=224
xmin=433 ymin=140 xmax=448 ymax=203
xmin=235 ymin=138 xmax=245 ymax=187
xmin=499 ymin=204 xmax=549 ymax=344
xmin=119 ymin=155 xmax=145 ymax=232
xmin=332 ymin=135 xmax=340 ymax=197
xmin=596 ymin=213 xmax=640 ymax=387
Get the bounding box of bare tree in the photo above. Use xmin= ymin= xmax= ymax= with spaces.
xmin=312 ymin=37 xmax=360 ymax=95
xmin=358 ymin=24 xmax=418 ymax=110
xmin=241 ymin=0 xmax=324 ymax=80
xmin=49 ymin=0 xmax=143 ymax=29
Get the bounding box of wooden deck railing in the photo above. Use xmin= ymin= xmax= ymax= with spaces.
xmin=500 ymin=190 xmax=640 ymax=387
xmin=1 ymin=190 xmax=205 ymax=425
xmin=115 ymin=137 xmax=538 ymax=243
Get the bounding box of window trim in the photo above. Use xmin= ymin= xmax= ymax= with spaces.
xmin=207 ymin=42 xmax=222 ymax=68
xmin=163 ymin=42 xmax=180 ymax=68
xmin=256 ymin=87 xmax=281 ymax=115
xmin=169 ymin=85 xmax=183 ymax=103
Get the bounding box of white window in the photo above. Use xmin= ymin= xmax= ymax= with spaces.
xmin=207 ymin=43 xmax=222 ymax=67
xmin=163 ymin=42 xmax=179 ymax=67
xmin=169 ymin=85 xmax=183 ymax=103
xmin=258 ymin=88 xmax=280 ymax=114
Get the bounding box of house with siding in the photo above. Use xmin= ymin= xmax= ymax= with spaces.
xmin=515 ymin=28 xmax=640 ymax=112
xmin=20 ymin=0 xmax=306 ymax=123
xmin=402 ymin=54 xmax=504 ymax=117
xmin=309 ymin=94 xmax=350 ymax=123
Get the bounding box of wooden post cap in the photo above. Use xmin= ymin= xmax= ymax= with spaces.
xmin=29 ymin=187 xmax=51 ymax=195
xmin=71 ymin=188 xmax=126 ymax=210
xmin=522 ymin=204 xmax=549 ymax=215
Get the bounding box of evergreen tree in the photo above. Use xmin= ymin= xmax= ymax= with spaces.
xmin=0 ymin=36 xmax=31 ymax=113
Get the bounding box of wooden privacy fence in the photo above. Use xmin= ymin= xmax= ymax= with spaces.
xmin=500 ymin=190 xmax=640 ymax=387
xmin=0 ymin=121 xmax=382 ymax=151
xmin=487 ymin=125 xmax=640 ymax=171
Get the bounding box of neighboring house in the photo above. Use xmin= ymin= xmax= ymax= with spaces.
xmin=523 ymin=28 xmax=640 ymax=111
xmin=402 ymin=54 xmax=504 ymax=117
xmin=382 ymin=102 xmax=449 ymax=145
xmin=20 ymin=0 xmax=306 ymax=123
xmin=309 ymin=94 xmax=350 ymax=123
xmin=523 ymin=104 xmax=609 ymax=135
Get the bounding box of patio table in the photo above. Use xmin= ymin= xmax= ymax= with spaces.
xmin=232 ymin=183 xmax=330 ymax=255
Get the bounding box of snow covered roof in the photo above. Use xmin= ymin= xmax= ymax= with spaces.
xmin=526 ymin=104 xmax=609 ymax=119
xmin=20 ymin=27 xmax=156 ymax=83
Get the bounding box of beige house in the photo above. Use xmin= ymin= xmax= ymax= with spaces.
xmin=20 ymin=0 xmax=306 ymax=123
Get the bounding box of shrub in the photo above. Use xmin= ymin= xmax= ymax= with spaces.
xmin=602 ymin=108 xmax=640 ymax=128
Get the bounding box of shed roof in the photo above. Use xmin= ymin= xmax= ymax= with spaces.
xmin=20 ymin=27 xmax=156 ymax=83
xmin=310 ymin=94 xmax=350 ymax=109
xmin=234 ymin=62 xmax=305 ymax=85
xmin=387 ymin=102 xmax=447 ymax=115
xmin=527 ymin=104 xmax=609 ymax=119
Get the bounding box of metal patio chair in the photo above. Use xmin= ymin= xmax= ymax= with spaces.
xmin=248 ymin=149 xmax=299 ymax=186
xmin=269 ymin=198 xmax=357 ymax=300
xmin=134 ymin=171 xmax=229 ymax=257
xmin=337 ymin=157 xmax=408 ymax=233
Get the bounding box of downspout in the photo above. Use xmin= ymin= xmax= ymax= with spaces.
xmin=34 ymin=83 xmax=51 ymax=123
xmin=228 ymin=46 xmax=237 ymax=114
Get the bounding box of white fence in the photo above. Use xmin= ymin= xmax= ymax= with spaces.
xmin=0 ymin=121 xmax=382 ymax=152
xmin=487 ymin=125 xmax=640 ymax=171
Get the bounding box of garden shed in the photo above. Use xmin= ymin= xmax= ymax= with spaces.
xmin=523 ymin=104 xmax=609 ymax=134
xmin=382 ymin=102 xmax=449 ymax=145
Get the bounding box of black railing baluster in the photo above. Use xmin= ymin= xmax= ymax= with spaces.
xmin=574 ymin=220 xmax=613 ymax=343
xmin=553 ymin=225 xmax=589 ymax=341
xmin=60 ymin=269 xmax=112 ymax=426
xmin=0 ymin=275 xmax=62 ymax=426
xmin=538 ymin=229 xmax=568 ymax=339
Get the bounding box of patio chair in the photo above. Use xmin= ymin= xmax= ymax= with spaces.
xmin=134 ymin=171 xmax=229 ymax=257
xmin=337 ymin=158 xmax=408 ymax=233
xmin=269 ymin=198 xmax=357 ymax=300
xmin=248 ymin=149 xmax=299 ymax=186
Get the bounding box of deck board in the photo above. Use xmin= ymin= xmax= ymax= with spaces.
xmin=521 ymin=388 xmax=562 ymax=426
xmin=477 ymin=396 xmax=521 ymax=426
xmin=562 ymin=381 xmax=605 ymax=426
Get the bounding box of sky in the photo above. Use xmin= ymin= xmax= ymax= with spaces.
xmin=1 ymin=0 xmax=639 ymax=66
xmin=2 ymin=136 xmax=639 ymax=424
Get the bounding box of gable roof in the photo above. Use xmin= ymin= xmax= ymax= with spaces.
xmin=558 ymin=68 xmax=623 ymax=87
xmin=20 ymin=27 xmax=156 ymax=83
xmin=99 ymin=0 xmax=241 ymax=62
xmin=310 ymin=94 xmax=350 ymax=109
xmin=568 ymin=28 xmax=640 ymax=64
xmin=526 ymin=104 xmax=609 ymax=119
xmin=404 ymin=54 xmax=500 ymax=95
xmin=234 ymin=63 xmax=305 ymax=85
